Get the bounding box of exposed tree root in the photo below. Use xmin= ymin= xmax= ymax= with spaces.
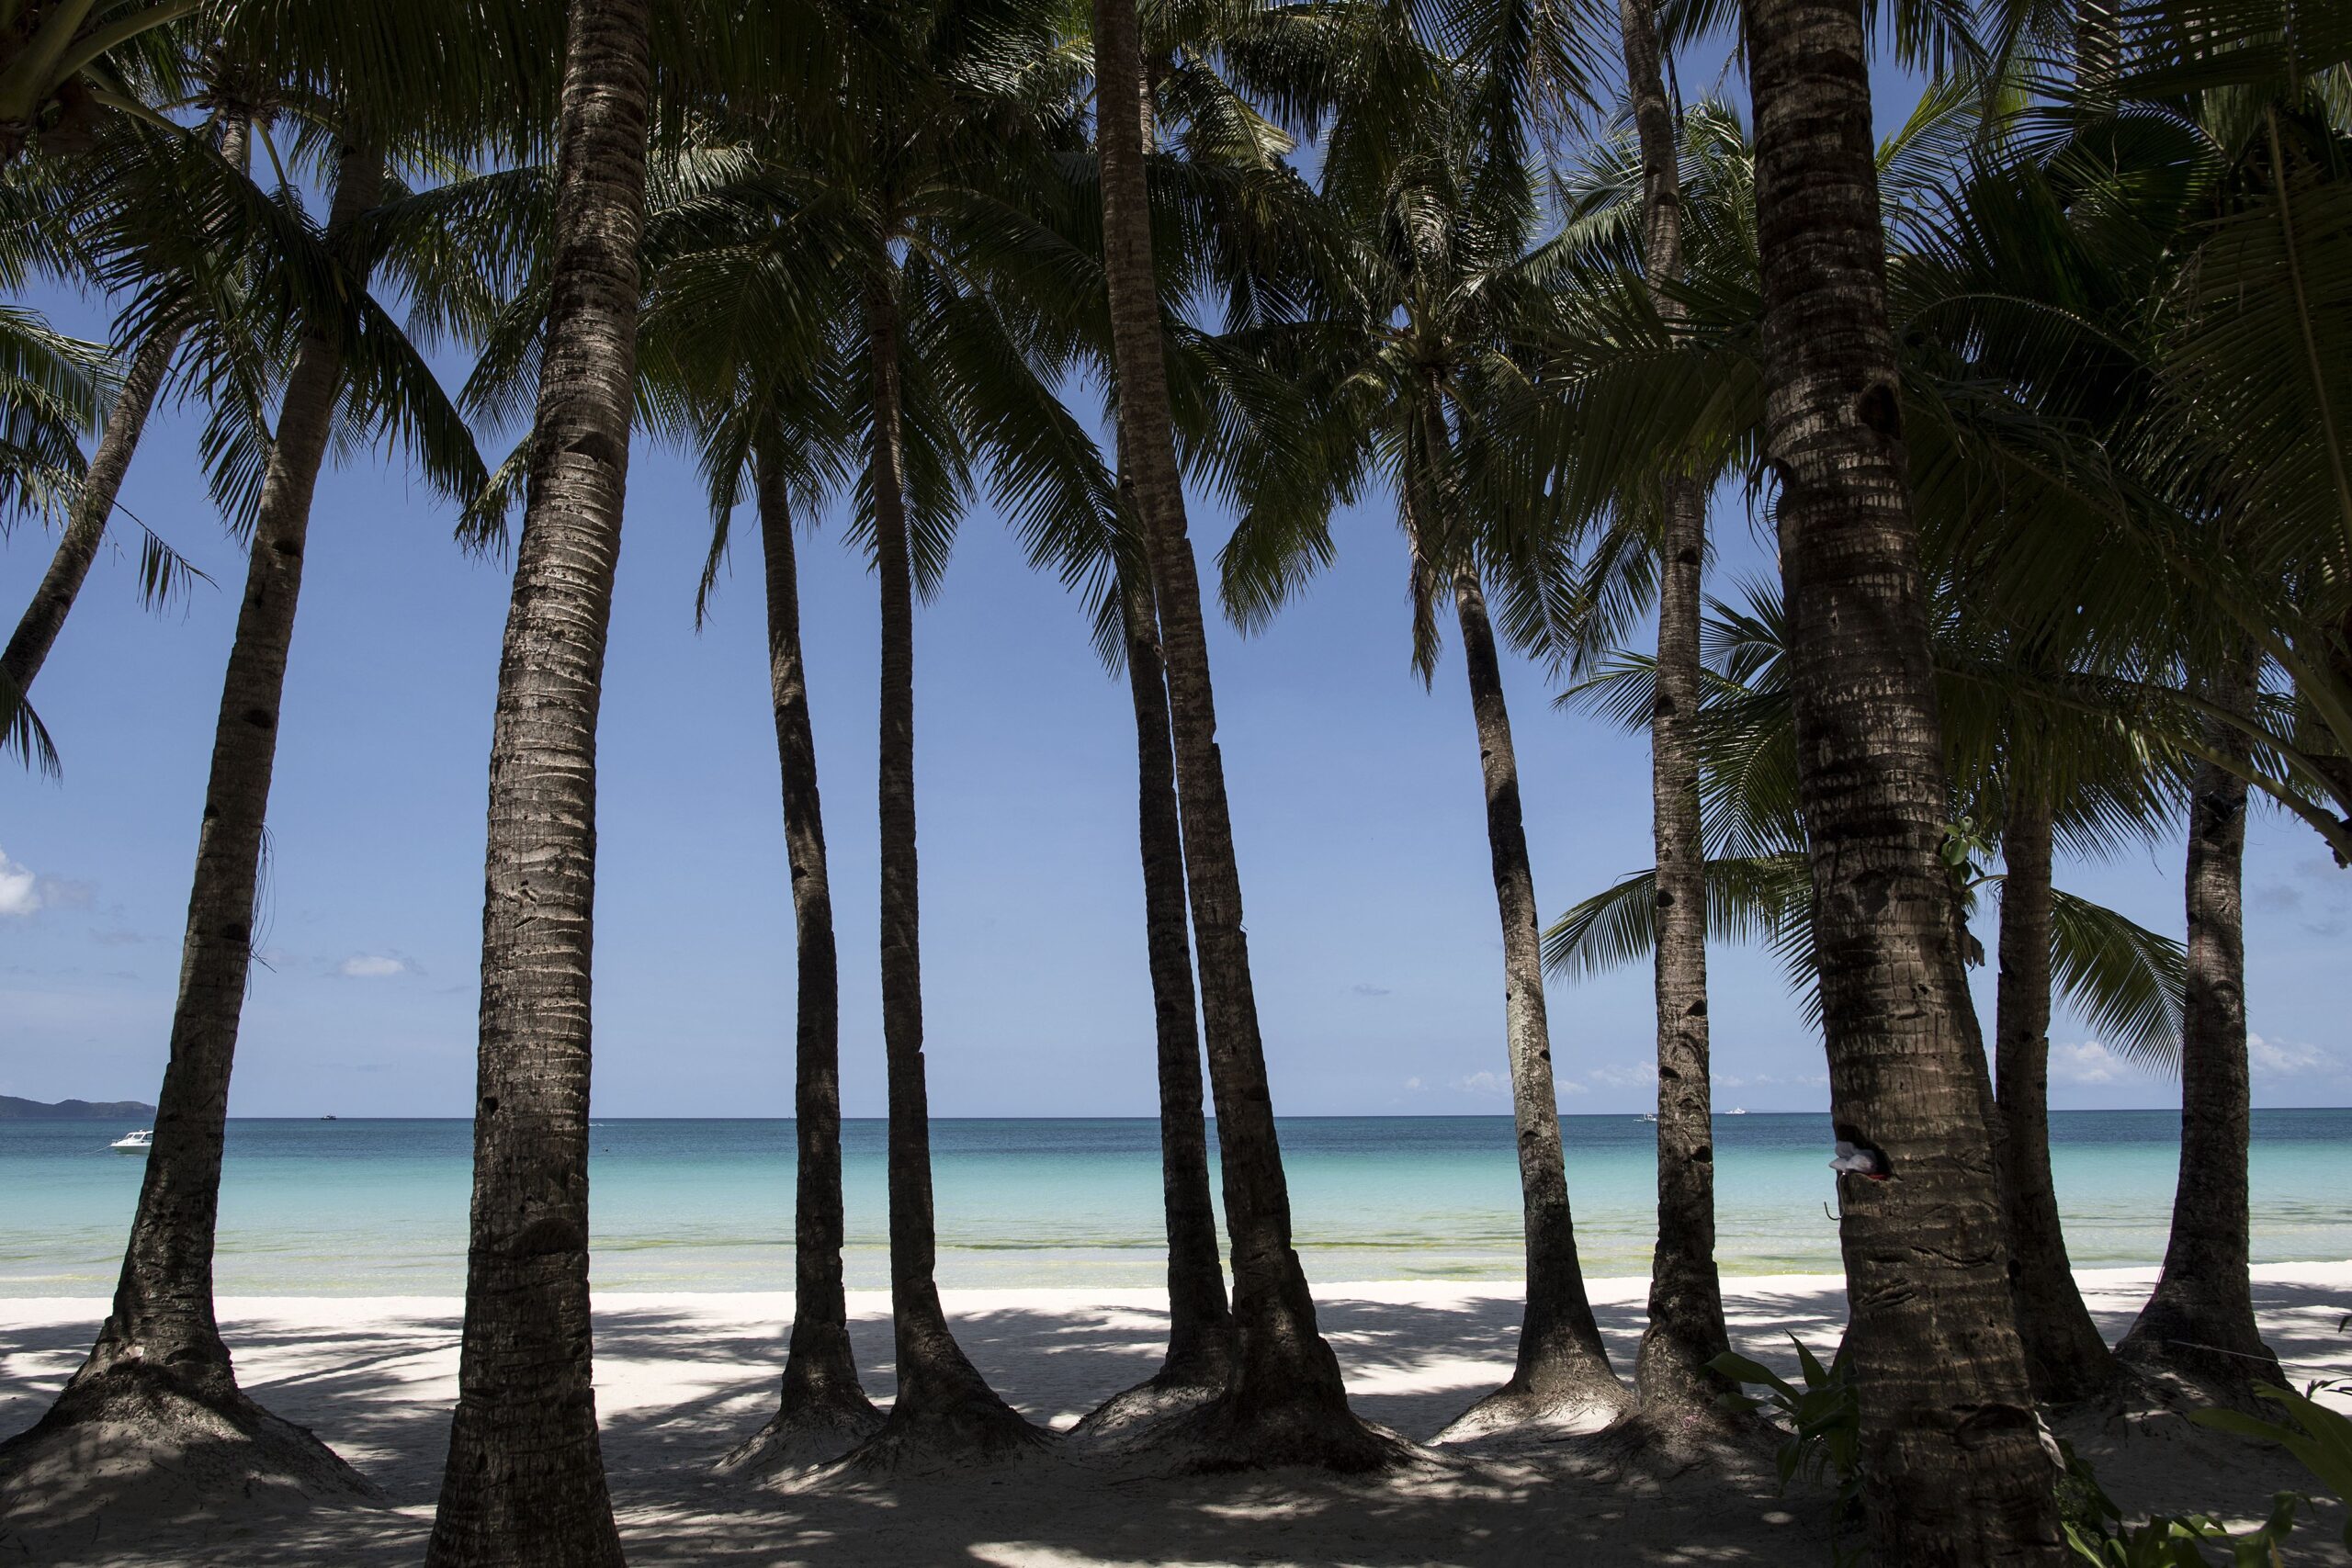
xmin=0 ymin=1360 xmax=378 ymax=1538
xmin=719 ymin=1392 xmax=886 ymax=1478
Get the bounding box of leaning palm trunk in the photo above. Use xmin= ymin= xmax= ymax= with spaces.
xmin=725 ymin=450 xmax=881 ymax=1472
xmin=1617 ymin=0 xmax=1736 ymax=1437
xmin=423 ymin=3 xmax=651 ymax=1560
xmin=0 ymin=322 xmax=182 ymax=709
xmin=1439 ymin=558 xmax=1628 ymax=1438
xmin=854 ymin=268 xmax=1037 ymax=1464
xmin=1078 ymin=560 xmax=1235 ymax=1440
xmin=1091 ymin=0 xmax=1390 ymax=1471
xmin=1995 ymin=795 xmax=2120 ymax=1404
xmin=1741 ymin=0 xmax=2063 ymax=1555
xmin=0 ymin=138 xmax=382 ymax=1515
xmin=2118 ymin=658 xmax=2280 ymax=1401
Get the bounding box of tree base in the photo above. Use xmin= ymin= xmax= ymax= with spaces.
xmin=719 ymin=1391 xmax=886 ymax=1478
xmin=1431 ymin=1371 xmax=1634 ymax=1447
xmin=834 ymin=1381 xmax=1047 ymax=1476
xmin=2117 ymin=1300 xmax=2283 ymax=1413
xmin=1108 ymin=1383 xmax=1413 ymax=1474
xmin=0 ymin=1358 xmax=379 ymax=1538
xmin=1067 ymin=1359 xmax=1229 ymax=1454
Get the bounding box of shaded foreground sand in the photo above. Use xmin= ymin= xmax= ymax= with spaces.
xmin=2 ymin=1267 xmax=2346 ymax=1565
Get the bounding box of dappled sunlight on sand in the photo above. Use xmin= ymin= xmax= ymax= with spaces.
xmin=3 ymin=1267 xmax=2346 ymax=1565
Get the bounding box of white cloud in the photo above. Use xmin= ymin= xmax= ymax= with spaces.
xmin=336 ymin=954 xmax=407 ymax=979
xmin=1402 ymin=1076 xmax=1425 ymax=1092
xmin=1451 ymin=1069 xmax=1510 ymax=1098
xmin=2248 ymin=1033 xmax=2333 ymax=1078
xmin=1587 ymin=1062 xmax=1659 ymax=1089
xmin=2050 ymin=1040 xmax=2128 ymax=1086
xmin=0 ymin=847 xmax=39 ymax=918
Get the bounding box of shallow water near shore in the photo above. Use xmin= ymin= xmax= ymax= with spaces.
xmin=3 ymin=1109 xmax=2346 ymax=1294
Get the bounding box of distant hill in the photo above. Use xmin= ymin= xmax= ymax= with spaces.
xmin=0 ymin=1095 xmax=156 ymax=1120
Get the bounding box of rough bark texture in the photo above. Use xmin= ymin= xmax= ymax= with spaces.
xmin=1619 ymin=0 xmax=1736 ymax=1439
xmin=0 ymin=135 xmax=383 ymax=1519
xmin=853 ymin=269 xmax=1038 ymax=1467
xmin=1077 ymin=563 xmax=1236 ymax=1444
xmin=724 ymin=452 xmax=882 ymax=1474
xmin=1091 ymin=0 xmax=1390 ymax=1472
xmin=1740 ymin=0 xmax=2064 ymax=1556
xmin=423 ymin=3 xmax=650 ymax=1561
xmin=2118 ymin=665 xmax=2282 ymax=1402
xmin=1995 ymin=796 xmax=2119 ymax=1404
xmin=1436 ymin=565 xmax=1627 ymax=1440
xmin=0 ymin=322 xmax=181 ymax=707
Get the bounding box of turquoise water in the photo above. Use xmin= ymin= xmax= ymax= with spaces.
xmin=2 ymin=1111 xmax=2346 ymax=1295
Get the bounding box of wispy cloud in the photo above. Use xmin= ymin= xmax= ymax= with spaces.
xmin=1351 ymin=982 xmax=1392 ymax=997
xmin=336 ymin=954 xmax=409 ymax=979
xmin=1451 ymin=1069 xmax=1509 ymax=1098
xmin=1587 ymin=1062 xmax=1658 ymax=1089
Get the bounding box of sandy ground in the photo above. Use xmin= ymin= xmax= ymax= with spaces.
xmin=2 ymin=1265 xmax=2347 ymax=1566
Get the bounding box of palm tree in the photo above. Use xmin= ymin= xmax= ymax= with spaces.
xmin=0 ymin=105 xmax=235 ymax=764
xmin=568 ymin=124 xmax=893 ymax=1472
xmin=1072 ymin=545 xmax=1237 ymax=1439
xmin=720 ymin=441 xmax=886 ymax=1468
xmin=803 ymin=3 xmax=1113 ymax=1463
xmin=1554 ymin=575 xmax=2189 ymax=1415
xmin=1091 ymin=0 xmax=1393 ymax=1471
xmin=1214 ymin=99 xmax=1625 ymax=1438
xmin=0 ymin=321 xmax=178 ymax=713
xmin=0 ymin=106 xmax=503 ymax=1519
xmin=0 ymin=0 xmax=191 ymax=164
xmin=2116 ymin=652 xmax=2285 ymax=1400
xmin=1609 ymin=0 xmax=1736 ymax=1438
xmin=0 ymin=303 xmax=112 ymax=768
xmin=1738 ymin=0 xmax=2062 ymax=1543
xmin=424 ymin=0 xmax=653 ymax=1557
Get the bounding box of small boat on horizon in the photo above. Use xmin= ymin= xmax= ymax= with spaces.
xmin=111 ymin=1129 xmax=152 ymax=1153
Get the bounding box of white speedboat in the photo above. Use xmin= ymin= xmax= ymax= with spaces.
xmin=111 ymin=1129 xmax=153 ymax=1152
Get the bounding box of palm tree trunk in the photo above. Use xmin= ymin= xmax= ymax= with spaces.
xmin=1442 ymin=561 xmax=1626 ymax=1436
xmin=726 ymin=448 xmax=881 ymax=1472
xmin=0 ymin=322 xmax=181 ymax=705
xmin=423 ymin=5 xmax=651 ymax=1559
xmin=1079 ymin=560 xmax=1234 ymax=1439
xmin=856 ymin=265 xmax=1035 ymax=1463
xmin=1740 ymin=0 xmax=2062 ymax=1555
xmin=1125 ymin=567 xmax=1233 ymax=1381
xmin=1617 ymin=0 xmax=1736 ymax=1438
xmin=1090 ymin=0 xmax=1388 ymax=1471
xmin=2118 ymin=656 xmax=2280 ymax=1401
xmin=0 ymin=136 xmax=382 ymax=1505
xmin=1995 ymin=795 xmax=2119 ymax=1404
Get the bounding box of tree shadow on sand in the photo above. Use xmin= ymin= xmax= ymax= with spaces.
xmin=0 ymin=1273 xmax=2343 ymax=1566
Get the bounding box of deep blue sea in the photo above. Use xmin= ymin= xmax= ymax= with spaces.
xmin=2 ymin=1111 xmax=2346 ymax=1295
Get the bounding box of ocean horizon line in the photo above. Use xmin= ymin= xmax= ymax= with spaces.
xmin=177 ymin=1106 xmax=2352 ymax=1122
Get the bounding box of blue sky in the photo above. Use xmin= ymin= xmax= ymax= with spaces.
xmin=5 ymin=61 xmax=2351 ymax=1120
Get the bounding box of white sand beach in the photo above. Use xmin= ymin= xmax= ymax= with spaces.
xmin=3 ymin=1265 xmax=2347 ymax=1566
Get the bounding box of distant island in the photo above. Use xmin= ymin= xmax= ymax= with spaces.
xmin=0 ymin=1095 xmax=156 ymax=1121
